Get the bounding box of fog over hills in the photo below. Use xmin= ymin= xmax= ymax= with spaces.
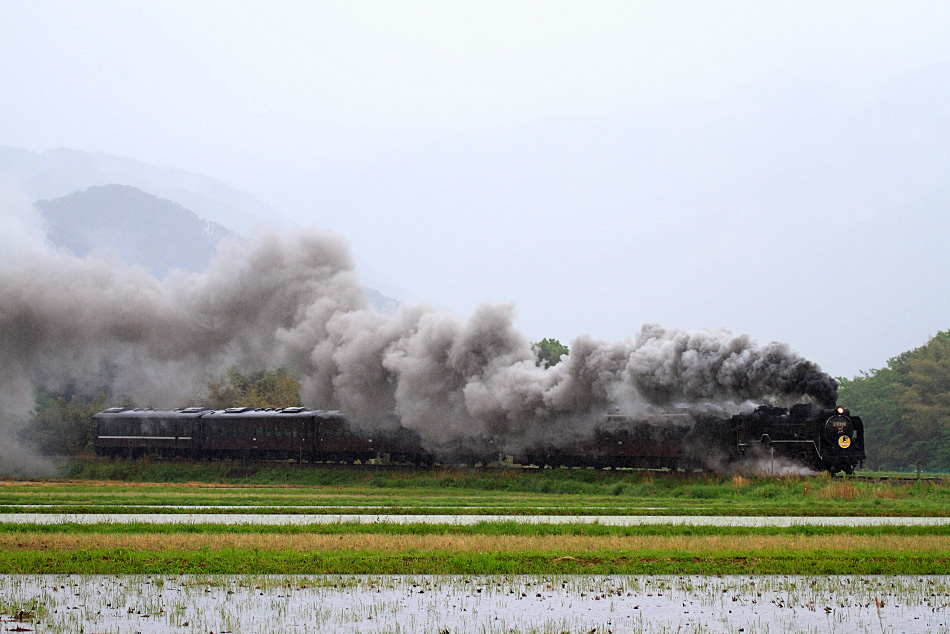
xmin=0 ymin=145 xmax=288 ymax=234
xmin=27 ymin=182 xmax=398 ymax=314
xmin=0 ymin=144 xmax=402 ymax=311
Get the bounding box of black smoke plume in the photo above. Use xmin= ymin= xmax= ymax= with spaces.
xmin=0 ymin=194 xmax=837 ymax=474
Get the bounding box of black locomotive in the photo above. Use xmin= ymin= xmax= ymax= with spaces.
xmin=93 ymin=403 xmax=865 ymax=474
xmin=733 ymin=404 xmax=865 ymax=474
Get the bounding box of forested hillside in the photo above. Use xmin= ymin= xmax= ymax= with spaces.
xmin=35 ymin=184 xmax=233 ymax=277
xmin=838 ymin=330 xmax=950 ymax=471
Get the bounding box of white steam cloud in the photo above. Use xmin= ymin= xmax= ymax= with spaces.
xmin=0 ymin=196 xmax=837 ymax=475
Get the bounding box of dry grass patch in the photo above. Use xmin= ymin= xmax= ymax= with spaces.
xmin=816 ymin=481 xmax=859 ymax=501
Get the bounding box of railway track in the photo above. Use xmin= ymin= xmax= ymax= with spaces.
xmin=220 ymin=461 xmax=946 ymax=482
xmin=842 ymin=474 xmax=945 ymax=484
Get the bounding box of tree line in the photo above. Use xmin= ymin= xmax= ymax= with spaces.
xmin=837 ymin=330 xmax=950 ymax=471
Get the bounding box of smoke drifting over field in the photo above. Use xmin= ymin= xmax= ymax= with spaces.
xmin=0 ymin=196 xmax=837 ymax=474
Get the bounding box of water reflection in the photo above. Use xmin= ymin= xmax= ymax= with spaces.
xmin=0 ymin=574 xmax=946 ymax=633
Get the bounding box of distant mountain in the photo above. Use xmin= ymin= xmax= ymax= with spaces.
xmin=32 ymin=183 xmax=401 ymax=312
xmin=35 ymin=185 xmax=234 ymax=278
xmin=0 ymin=145 xmax=288 ymax=234
xmin=365 ymin=288 xmax=400 ymax=314
xmin=4 ymin=144 xmax=400 ymax=311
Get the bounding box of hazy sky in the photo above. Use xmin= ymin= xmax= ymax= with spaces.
xmin=3 ymin=1 xmax=949 ymax=378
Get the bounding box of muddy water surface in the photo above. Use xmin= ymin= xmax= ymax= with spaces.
xmin=0 ymin=574 xmax=947 ymax=633
xmin=1 ymin=513 xmax=949 ymax=525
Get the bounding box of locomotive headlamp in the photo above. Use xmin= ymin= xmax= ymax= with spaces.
xmin=836 ymin=406 xmax=845 ymax=414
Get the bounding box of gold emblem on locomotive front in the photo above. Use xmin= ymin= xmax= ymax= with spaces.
xmin=838 ymin=436 xmax=851 ymax=449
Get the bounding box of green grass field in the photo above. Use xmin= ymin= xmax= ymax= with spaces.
xmin=2 ymin=459 xmax=947 ymax=575
xmin=0 ymin=521 xmax=947 ymax=575
xmin=2 ymin=457 xmax=946 ymax=517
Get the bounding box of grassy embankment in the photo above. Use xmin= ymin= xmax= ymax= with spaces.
xmin=2 ymin=457 xmax=946 ymax=517
xmin=1 ymin=460 xmax=947 ymax=575
xmin=0 ymin=522 xmax=947 ymax=575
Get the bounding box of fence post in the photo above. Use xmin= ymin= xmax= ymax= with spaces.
xmin=916 ymin=459 xmax=921 ymax=481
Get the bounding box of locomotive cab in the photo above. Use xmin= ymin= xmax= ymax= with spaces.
xmin=735 ymin=405 xmax=819 ymax=466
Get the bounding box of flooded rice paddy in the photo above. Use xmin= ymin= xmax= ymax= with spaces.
xmin=0 ymin=574 xmax=946 ymax=633
xmin=1 ymin=513 xmax=949 ymax=526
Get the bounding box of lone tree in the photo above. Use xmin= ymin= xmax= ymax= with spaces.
xmin=532 ymin=338 xmax=569 ymax=368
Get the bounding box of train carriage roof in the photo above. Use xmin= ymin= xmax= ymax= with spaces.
xmin=200 ymin=408 xmax=343 ymax=419
xmin=94 ymin=407 xmax=344 ymax=418
xmin=94 ymin=407 xmax=210 ymax=419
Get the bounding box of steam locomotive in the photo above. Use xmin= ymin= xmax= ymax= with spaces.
xmin=93 ymin=403 xmax=865 ymax=474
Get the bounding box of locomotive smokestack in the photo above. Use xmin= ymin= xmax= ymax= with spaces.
xmin=0 ymin=195 xmax=839 ymax=473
